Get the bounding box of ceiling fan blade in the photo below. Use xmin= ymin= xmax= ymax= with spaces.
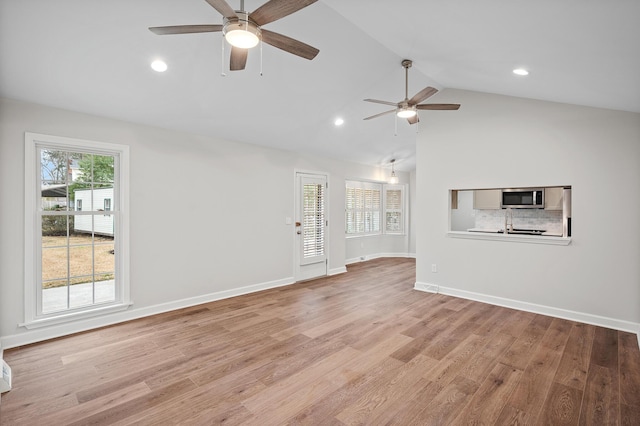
xmin=250 ymin=0 xmax=317 ymax=26
xmin=407 ymin=114 xmax=419 ymax=125
xmin=229 ymin=46 xmax=248 ymax=71
xmin=363 ymin=109 xmax=397 ymax=121
xmin=364 ymin=98 xmax=399 ymax=107
xmin=204 ymin=0 xmax=237 ymax=19
xmin=149 ymin=25 xmax=223 ymax=35
xmin=261 ymin=29 xmax=319 ymax=60
xmin=416 ymin=104 xmax=461 ymax=110
xmin=408 ymin=86 xmax=438 ymax=105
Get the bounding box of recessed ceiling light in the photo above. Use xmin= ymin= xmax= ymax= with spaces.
xmin=334 ymin=118 xmax=344 ymax=126
xmin=513 ymin=68 xmax=529 ymax=76
xmin=151 ymin=60 xmax=167 ymax=72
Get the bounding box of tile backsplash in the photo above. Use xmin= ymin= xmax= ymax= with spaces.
xmin=475 ymin=209 xmax=563 ymax=234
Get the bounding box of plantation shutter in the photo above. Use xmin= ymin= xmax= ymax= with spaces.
xmin=302 ymin=181 xmax=325 ymax=259
xmin=345 ymin=181 xmax=382 ymax=235
xmin=385 ymin=185 xmax=404 ymax=234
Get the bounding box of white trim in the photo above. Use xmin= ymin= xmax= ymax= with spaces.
xmin=19 ymin=302 xmax=133 ymax=330
xmin=328 ymin=266 xmax=347 ymax=276
xmin=414 ymin=281 xmax=640 ymax=336
xmin=414 ymin=282 xmax=439 ymax=293
xmin=346 ymin=252 xmax=415 ymax=265
xmin=447 ymin=231 xmax=571 ymax=246
xmin=23 ymin=132 xmax=130 ymax=327
xmin=2 ymin=276 xmax=294 ymax=350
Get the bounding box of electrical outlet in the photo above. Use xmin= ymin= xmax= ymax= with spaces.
xmin=431 ymin=264 xmax=437 ymax=273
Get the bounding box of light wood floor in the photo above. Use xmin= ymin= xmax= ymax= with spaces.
xmin=2 ymin=258 xmax=640 ymax=425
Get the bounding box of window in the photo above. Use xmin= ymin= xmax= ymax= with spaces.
xmin=23 ymin=132 xmax=130 ymax=328
xmin=384 ymin=185 xmax=405 ymax=234
xmin=345 ymin=181 xmax=406 ymax=236
xmin=345 ymin=181 xmax=381 ymax=236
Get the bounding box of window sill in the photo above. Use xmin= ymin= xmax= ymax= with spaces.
xmin=346 ymin=233 xmax=407 ymax=239
xmin=447 ymin=231 xmax=572 ymax=246
xmin=20 ymin=302 xmax=133 ymax=330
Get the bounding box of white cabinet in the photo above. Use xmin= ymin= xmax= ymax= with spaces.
xmin=545 ymin=187 xmax=563 ymax=210
xmin=473 ymin=189 xmax=501 ymax=210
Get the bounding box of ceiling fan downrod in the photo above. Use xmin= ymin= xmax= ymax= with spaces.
xmin=402 ymin=59 xmax=412 ymax=101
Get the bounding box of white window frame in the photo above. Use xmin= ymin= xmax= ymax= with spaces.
xmin=383 ymin=184 xmax=406 ymax=235
xmin=22 ymin=132 xmax=131 ymax=329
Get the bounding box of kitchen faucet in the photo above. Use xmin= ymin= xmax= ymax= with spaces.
xmin=504 ymin=207 xmax=514 ymax=233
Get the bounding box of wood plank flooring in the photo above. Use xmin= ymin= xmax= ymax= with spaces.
xmin=2 ymin=257 xmax=640 ymax=425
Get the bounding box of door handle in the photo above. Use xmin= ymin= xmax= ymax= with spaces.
xmin=295 ymin=222 xmax=301 ymax=235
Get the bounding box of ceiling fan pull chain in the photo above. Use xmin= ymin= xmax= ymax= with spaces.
xmin=221 ymin=36 xmax=227 ymax=76
xmin=394 ymin=114 xmax=398 ymax=136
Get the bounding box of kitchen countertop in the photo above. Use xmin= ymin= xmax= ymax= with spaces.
xmin=454 ymin=228 xmax=570 ymax=245
xmin=467 ymin=228 xmax=563 ymax=237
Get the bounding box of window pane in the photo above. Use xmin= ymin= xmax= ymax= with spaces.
xmin=93 ymin=155 xmax=115 ymax=185
xmin=95 ymin=237 xmax=115 ymax=279
xmin=386 ymin=189 xmax=402 ymax=209
xmin=74 ymin=154 xmax=114 ymax=185
xmin=40 ymin=149 xmax=69 ymax=185
xmin=42 ymin=245 xmax=69 ymax=289
xmin=302 ymin=183 xmax=325 ymax=258
xmin=386 ymin=212 xmax=401 ymax=232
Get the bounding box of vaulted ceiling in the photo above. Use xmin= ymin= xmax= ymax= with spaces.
xmin=1 ymin=1 xmax=638 ymax=171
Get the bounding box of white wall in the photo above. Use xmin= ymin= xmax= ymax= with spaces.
xmin=0 ymin=97 xmax=415 ymax=348
xmin=416 ymin=89 xmax=640 ymax=332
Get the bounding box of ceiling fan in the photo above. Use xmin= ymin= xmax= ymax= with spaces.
xmin=364 ymin=59 xmax=460 ymax=124
xmin=149 ymin=0 xmax=319 ymax=71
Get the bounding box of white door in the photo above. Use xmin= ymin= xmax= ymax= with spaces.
xmin=295 ymin=173 xmax=328 ymax=281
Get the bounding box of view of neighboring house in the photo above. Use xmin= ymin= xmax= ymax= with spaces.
xmin=73 ymin=187 xmax=114 ymax=236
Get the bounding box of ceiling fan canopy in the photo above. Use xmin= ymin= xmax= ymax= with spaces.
xmin=149 ymin=0 xmax=320 ymax=71
xmin=364 ymin=59 xmax=460 ymax=125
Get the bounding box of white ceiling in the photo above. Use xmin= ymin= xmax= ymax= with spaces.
xmin=1 ymin=0 xmax=639 ymax=172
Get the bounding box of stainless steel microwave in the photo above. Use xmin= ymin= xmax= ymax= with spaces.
xmin=501 ymin=188 xmax=545 ymax=209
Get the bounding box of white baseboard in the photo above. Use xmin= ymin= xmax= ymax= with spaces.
xmin=414 ymin=281 xmax=640 ymax=341
xmin=1 ymin=276 xmax=295 ymax=350
xmin=328 ymin=266 xmax=347 ymax=276
xmin=346 ymin=252 xmax=415 ymax=265
xmin=414 ymin=282 xmax=439 ymax=293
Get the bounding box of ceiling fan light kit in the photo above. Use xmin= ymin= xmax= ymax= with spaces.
xmin=363 ymin=59 xmax=460 ymax=126
xmin=223 ymin=12 xmax=261 ymax=48
xmin=396 ymin=106 xmax=416 ymax=118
